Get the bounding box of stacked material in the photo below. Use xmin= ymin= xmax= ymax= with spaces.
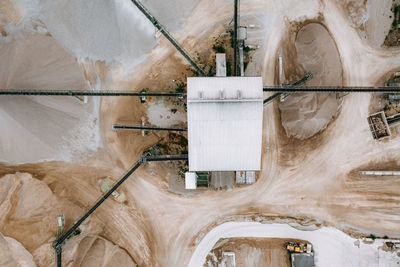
xmin=279 ymin=23 xmax=342 ymax=140
xmin=0 ymin=27 xmax=100 ymax=163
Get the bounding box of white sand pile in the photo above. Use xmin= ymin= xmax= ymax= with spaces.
xmin=141 ymin=0 xmax=200 ymax=31
xmin=279 ymin=23 xmax=342 ymax=140
xmin=13 ymin=0 xmax=157 ymax=69
xmin=0 ymin=27 xmax=99 ymax=164
xmin=0 ymin=234 xmax=36 ymax=267
xmin=0 ymin=0 xmax=200 ymax=163
xmin=0 ymin=27 xmax=88 ymax=90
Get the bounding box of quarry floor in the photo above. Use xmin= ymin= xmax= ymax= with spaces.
xmin=1 ymin=0 xmax=400 ymax=266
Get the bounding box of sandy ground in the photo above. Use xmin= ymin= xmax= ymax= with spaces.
xmin=147 ymin=100 xmax=186 ymax=128
xmin=336 ymin=0 xmax=394 ymax=48
xmin=365 ymin=0 xmax=393 ymax=48
xmin=206 ymin=238 xmax=292 ymax=267
xmin=0 ymin=233 xmax=36 ymax=267
xmin=1 ymin=0 xmax=400 ymax=267
xmin=190 ymin=222 xmax=400 ymax=267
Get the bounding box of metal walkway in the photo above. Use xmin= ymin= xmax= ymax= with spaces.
xmin=112 ymin=124 xmax=187 ymax=132
xmin=54 ymin=154 xmax=188 ymax=267
xmin=130 ymin=0 xmax=206 ymax=76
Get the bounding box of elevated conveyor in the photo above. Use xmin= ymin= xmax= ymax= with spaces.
xmin=130 ymin=0 xmax=206 ymax=76
xmin=112 ymin=124 xmax=187 ymax=132
xmin=53 ymin=154 xmax=188 ymax=267
xmin=0 ymin=89 xmax=184 ymax=97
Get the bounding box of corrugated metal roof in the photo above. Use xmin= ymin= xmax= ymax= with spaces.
xmin=187 ymin=77 xmax=262 ymax=100
xmin=187 ymin=77 xmax=263 ymax=171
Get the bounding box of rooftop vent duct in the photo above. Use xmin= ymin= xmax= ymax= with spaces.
xmin=219 ymin=90 xmax=225 ymax=100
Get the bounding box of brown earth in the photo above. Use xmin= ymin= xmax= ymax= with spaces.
xmin=1 ymin=0 xmax=400 ymax=266
xmin=277 ymin=22 xmax=343 ymax=140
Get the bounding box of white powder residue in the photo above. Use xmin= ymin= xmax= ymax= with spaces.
xmin=147 ymin=101 xmax=186 ymax=128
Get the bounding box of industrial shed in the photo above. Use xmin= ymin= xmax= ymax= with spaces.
xmin=187 ymin=77 xmax=263 ymax=171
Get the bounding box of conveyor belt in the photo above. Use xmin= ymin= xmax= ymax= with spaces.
xmin=2 ymin=86 xmax=400 ymax=98
xmin=263 ymin=72 xmax=313 ymax=105
xmin=386 ymin=114 xmax=400 ymax=125
xmin=233 ymin=0 xmax=239 ymax=76
xmin=0 ymin=89 xmax=185 ymax=97
xmin=112 ymin=124 xmax=187 ymax=132
xmin=53 ymin=154 xmax=188 ymax=267
xmin=263 ymin=86 xmax=400 ymax=93
xmin=130 ymin=0 xmax=206 ymax=76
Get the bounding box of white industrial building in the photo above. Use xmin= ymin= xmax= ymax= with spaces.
xmin=187 ymin=76 xmax=263 ymax=172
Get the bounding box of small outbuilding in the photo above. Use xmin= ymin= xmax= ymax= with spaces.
xmin=185 ymin=172 xmax=197 ymax=190
xmin=291 ymin=253 xmax=315 ymax=267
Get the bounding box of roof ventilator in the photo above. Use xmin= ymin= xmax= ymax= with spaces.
xmin=237 ymin=90 xmax=242 ymax=100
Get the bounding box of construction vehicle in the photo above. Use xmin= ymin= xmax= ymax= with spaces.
xmin=285 ymin=242 xmax=312 ymax=254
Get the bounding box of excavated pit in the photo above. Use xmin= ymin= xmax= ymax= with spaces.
xmin=278 ymin=23 xmax=343 ymax=140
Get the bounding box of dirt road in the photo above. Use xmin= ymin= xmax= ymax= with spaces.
xmin=1 ymin=0 xmax=400 ymax=266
